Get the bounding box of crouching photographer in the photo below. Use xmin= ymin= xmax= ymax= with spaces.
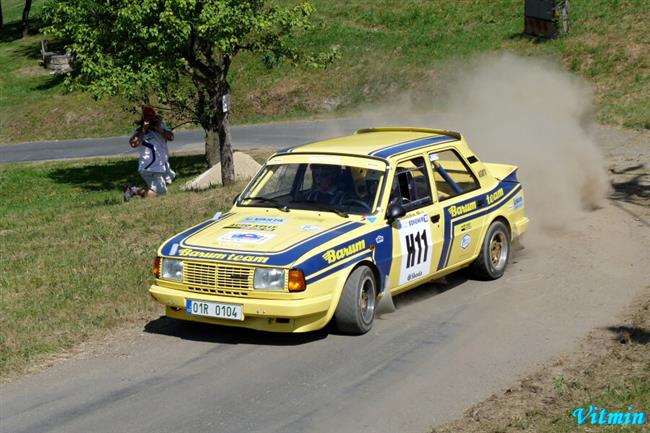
xmin=123 ymin=106 xmax=175 ymax=201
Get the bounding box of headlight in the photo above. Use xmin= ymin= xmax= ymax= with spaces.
xmin=254 ymin=268 xmax=285 ymax=290
xmin=161 ymin=259 xmax=183 ymax=282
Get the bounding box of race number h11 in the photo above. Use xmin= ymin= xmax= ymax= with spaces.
xmin=399 ymin=214 xmax=433 ymax=285
xmin=405 ymin=230 xmax=428 ymax=268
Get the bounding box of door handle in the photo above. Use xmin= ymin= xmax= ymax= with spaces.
xmin=431 ymin=214 xmax=440 ymax=223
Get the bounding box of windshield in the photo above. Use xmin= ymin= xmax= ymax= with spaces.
xmin=239 ymin=163 xmax=384 ymax=215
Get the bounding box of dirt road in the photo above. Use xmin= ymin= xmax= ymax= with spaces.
xmin=1 ymin=126 xmax=648 ymax=433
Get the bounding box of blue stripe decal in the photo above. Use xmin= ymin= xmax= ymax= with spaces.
xmin=437 ymin=180 xmax=522 ymax=270
xmin=181 ymin=221 xmax=360 ymax=254
xmin=306 ymin=252 xmax=373 ymax=285
xmin=163 ymin=220 xmax=365 ymax=267
xmin=142 ymin=140 xmax=156 ymax=170
xmin=371 ymin=136 xmax=457 ymax=159
xmin=299 ymin=226 xmax=393 ymax=291
xmin=160 ymin=214 xmax=234 ymax=256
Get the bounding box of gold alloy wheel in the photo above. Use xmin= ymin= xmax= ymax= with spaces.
xmin=490 ymin=232 xmax=508 ymax=270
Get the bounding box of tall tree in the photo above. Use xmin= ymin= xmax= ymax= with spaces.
xmin=44 ymin=0 xmax=333 ymax=185
xmin=22 ymin=0 xmax=32 ymax=37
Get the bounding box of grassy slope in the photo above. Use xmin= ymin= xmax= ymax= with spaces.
xmin=0 ymin=0 xmax=648 ymax=144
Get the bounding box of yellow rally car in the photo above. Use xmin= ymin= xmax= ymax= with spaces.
xmin=149 ymin=128 xmax=529 ymax=334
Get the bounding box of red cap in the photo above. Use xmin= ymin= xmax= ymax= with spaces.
xmin=142 ymin=106 xmax=156 ymax=121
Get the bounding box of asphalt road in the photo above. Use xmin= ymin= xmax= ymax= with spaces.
xmin=2 ymin=121 xmax=649 ymax=433
xmin=0 ymin=118 xmax=373 ymax=163
xmin=2 ymin=205 xmax=649 ymax=433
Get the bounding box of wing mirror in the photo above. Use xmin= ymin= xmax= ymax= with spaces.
xmin=386 ymin=202 xmax=406 ymax=224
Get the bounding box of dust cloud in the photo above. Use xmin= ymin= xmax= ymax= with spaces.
xmin=356 ymin=53 xmax=610 ymax=239
xmin=442 ymin=54 xmax=610 ymax=231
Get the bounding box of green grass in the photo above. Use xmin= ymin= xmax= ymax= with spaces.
xmin=0 ymin=0 xmax=647 ymax=144
xmin=0 ymin=152 xmax=274 ymax=377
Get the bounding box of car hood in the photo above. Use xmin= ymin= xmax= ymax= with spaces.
xmin=158 ymin=209 xmax=365 ymax=267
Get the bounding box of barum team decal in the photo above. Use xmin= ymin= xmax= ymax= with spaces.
xmin=177 ymin=248 xmax=270 ymax=263
xmin=486 ymin=188 xmax=504 ymax=205
xmin=322 ymin=240 xmax=366 ymax=264
xmin=448 ymin=201 xmax=477 ymax=218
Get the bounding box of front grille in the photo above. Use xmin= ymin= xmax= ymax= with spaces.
xmin=188 ymin=286 xmax=250 ymax=296
xmin=184 ymin=262 xmax=254 ymax=291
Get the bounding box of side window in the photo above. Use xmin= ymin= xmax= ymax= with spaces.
xmin=388 ymin=156 xmax=433 ymax=211
xmin=429 ymin=150 xmax=479 ymax=201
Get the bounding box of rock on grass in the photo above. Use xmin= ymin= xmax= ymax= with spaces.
xmin=182 ymin=152 xmax=262 ymax=191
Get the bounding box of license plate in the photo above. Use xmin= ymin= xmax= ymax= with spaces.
xmin=186 ymin=299 xmax=244 ymax=321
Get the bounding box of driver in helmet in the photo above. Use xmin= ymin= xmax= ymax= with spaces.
xmin=307 ymin=164 xmax=345 ymax=204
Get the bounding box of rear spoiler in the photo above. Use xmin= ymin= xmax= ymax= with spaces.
xmin=355 ymin=127 xmax=462 ymax=140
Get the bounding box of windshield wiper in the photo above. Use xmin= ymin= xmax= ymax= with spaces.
xmin=289 ymin=199 xmax=349 ymax=218
xmin=241 ymin=196 xmax=289 ymax=212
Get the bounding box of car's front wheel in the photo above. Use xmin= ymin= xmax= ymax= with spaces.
xmin=471 ymin=220 xmax=511 ymax=280
xmin=334 ymin=266 xmax=377 ymax=334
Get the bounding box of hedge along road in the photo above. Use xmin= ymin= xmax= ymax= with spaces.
xmin=2 ymin=119 xmax=650 ymax=433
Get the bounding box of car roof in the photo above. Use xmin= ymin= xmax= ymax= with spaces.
xmin=277 ymin=127 xmax=461 ymax=160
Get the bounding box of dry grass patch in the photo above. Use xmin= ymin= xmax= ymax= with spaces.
xmin=431 ymin=288 xmax=650 ymax=433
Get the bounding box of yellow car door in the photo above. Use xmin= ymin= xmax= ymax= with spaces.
xmin=385 ymin=155 xmax=445 ymax=293
xmin=427 ymin=149 xmax=486 ymax=270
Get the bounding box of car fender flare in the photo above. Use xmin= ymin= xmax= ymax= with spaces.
xmin=321 ymin=258 xmax=382 ymax=324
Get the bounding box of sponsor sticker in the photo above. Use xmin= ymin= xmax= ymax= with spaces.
xmin=219 ymin=232 xmax=275 ymax=244
xmin=367 ymin=216 xmax=378 ymax=223
xmin=308 ymin=156 xmax=342 ymax=164
xmin=224 ymin=223 xmax=277 ymax=232
xmin=301 ymin=224 xmax=323 ymax=231
xmin=460 ymin=234 xmax=472 ymax=249
xmin=514 ymin=196 xmax=524 ymax=209
xmin=375 ymin=235 xmax=384 ymax=244
xmin=240 ymin=217 xmax=286 ymax=225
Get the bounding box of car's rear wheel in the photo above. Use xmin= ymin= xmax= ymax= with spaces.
xmin=471 ymin=220 xmax=511 ymax=280
xmin=334 ymin=266 xmax=377 ymax=334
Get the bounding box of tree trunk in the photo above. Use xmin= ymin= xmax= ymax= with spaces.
xmin=203 ymin=87 xmax=235 ymax=186
xmin=218 ymin=111 xmax=235 ymax=186
xmin=22 ymin=0 xmax=32 ymax=38
xmin=205 ymin=129 xmax=219 ymax=168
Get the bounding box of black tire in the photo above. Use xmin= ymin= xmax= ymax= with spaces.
xmin=334 ymin=266 xmax=377 ymax=334
xmin=471 ymin=220 xmax=511 ymax=280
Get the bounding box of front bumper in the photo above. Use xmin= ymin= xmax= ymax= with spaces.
xmin=149 ymin=284 xmax=333 ymax=332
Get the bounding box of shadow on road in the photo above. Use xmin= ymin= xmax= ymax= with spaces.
xmin=145 ymin=273 xmax=470 ymax=342
xmin=393 ymin=273 xmax=469 ymax=309
xmin=609 ymin=163 xmax=649 ymax=206
xmin=144 ymin=316 xmax=329 ymax=345
xmin=607 ymin=326 xmax=650 ymax=345
xmin=48 ymin=154 xmax=207 ymax=191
